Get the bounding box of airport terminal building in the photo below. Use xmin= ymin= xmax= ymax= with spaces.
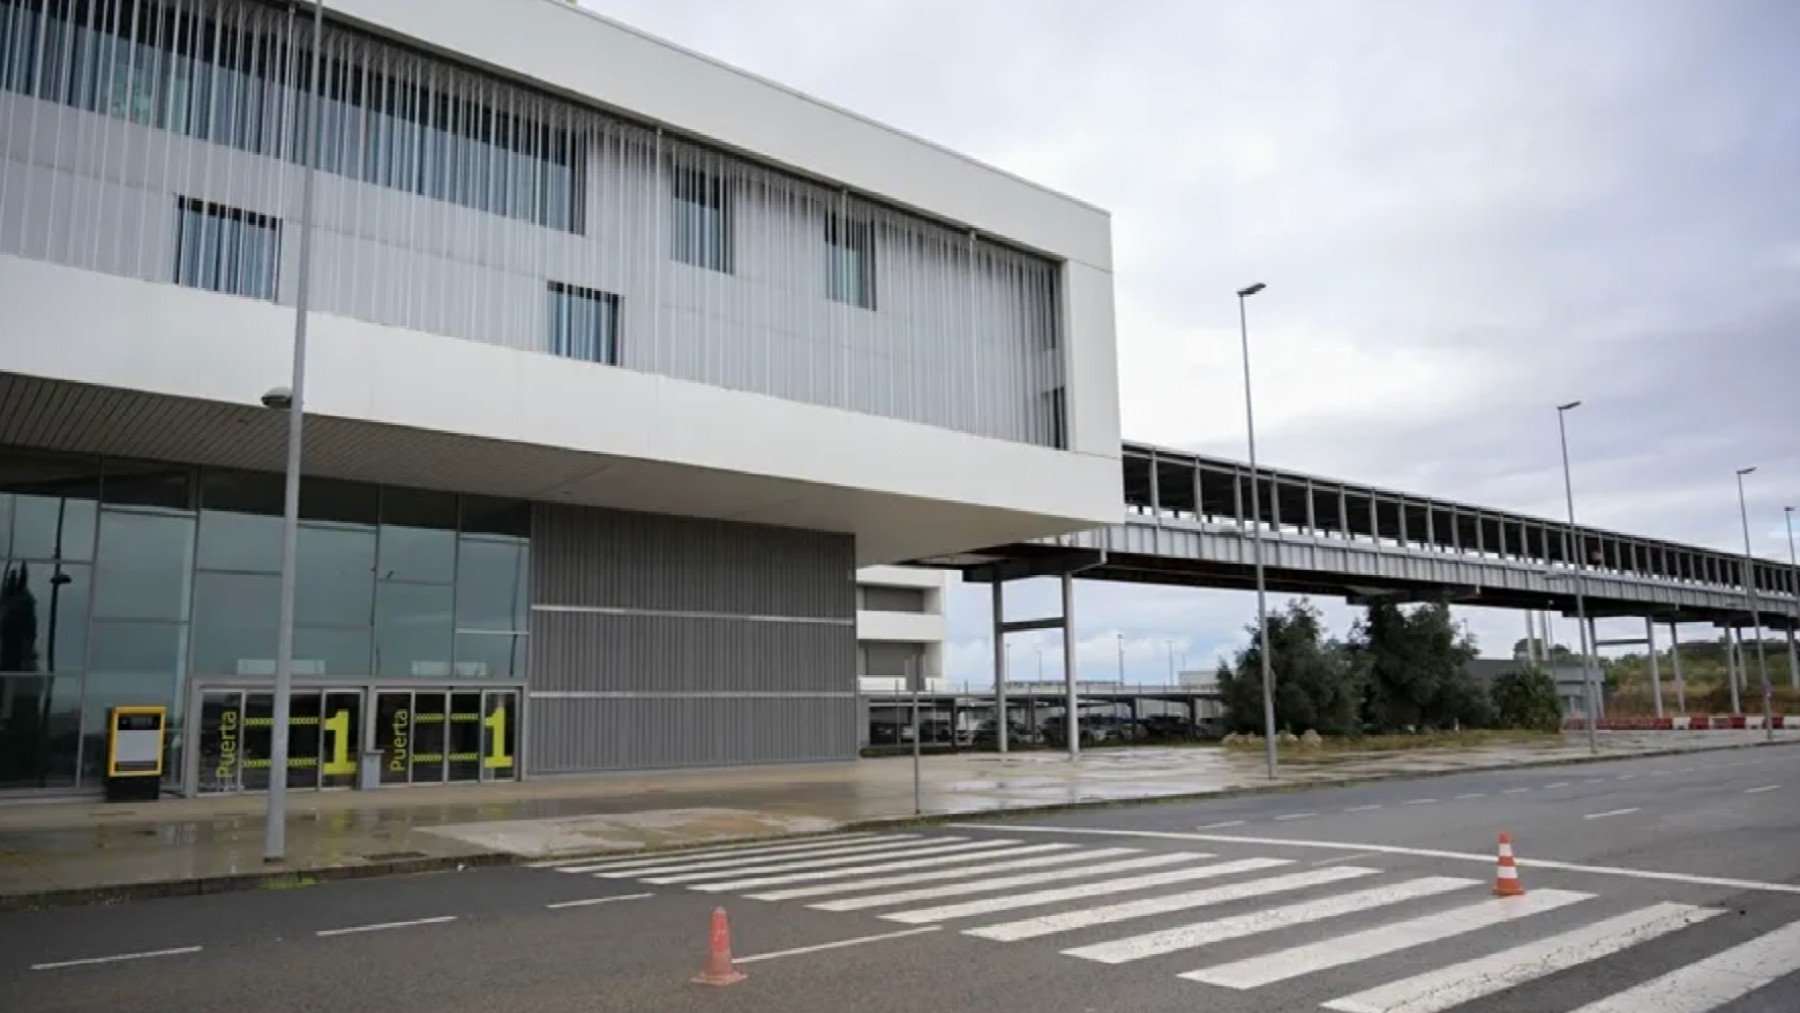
xmin=0 ymin=0 xmax=1119 ymax=795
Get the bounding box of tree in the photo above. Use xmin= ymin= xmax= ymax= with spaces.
xmin=1350 ymin=602 xmax=1485 ymax=731
xmin=1216 ymin=601 xmax=1361 ymax=735
xmin=1490 ymin=665 xmax=1563 ymax=731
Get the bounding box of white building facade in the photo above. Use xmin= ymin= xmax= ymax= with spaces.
xmin=0 ymin=0 xmax=1119 ymax=794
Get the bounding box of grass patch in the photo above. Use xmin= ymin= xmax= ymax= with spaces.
xmin=1223 ymin=729 xmax=1561 ymax=756
xmin=257 ymin=874 xmax=319 ymax=891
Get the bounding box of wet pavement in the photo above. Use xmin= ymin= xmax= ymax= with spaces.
xmin=1 ymin=730 xmax=1792 ymax=903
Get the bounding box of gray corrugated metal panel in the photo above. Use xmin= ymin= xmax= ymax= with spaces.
xmin=525 ymin=694 xmax=856 ymax=773
xmin=531 ymin=502 xmax=855 ymax=619
xmin=1 ymin=0 xmax=1065 ymax=449
xmin=529 ymin=608 xmax=852 ymax=694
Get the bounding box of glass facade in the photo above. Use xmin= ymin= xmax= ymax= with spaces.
xmin=0 ymin=447 xmax=529 ymax=793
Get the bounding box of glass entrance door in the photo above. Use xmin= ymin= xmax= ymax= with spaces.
xmin=194 ymin=686 xmax=516 ymax=793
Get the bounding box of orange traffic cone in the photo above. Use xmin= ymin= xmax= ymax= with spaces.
xmin=1492 ymin=831 xmax=1525 ymax=897
xmin=691 ymin=907 xmax=747 ymax=986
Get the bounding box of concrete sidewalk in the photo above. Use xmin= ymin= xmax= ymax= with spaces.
xmin=2 ymin=729 xmax=1794 ymax=907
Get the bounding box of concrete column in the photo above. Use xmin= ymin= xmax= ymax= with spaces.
xmin=1788 ymin=627 xmax=1798 ymax=691
xmin=1669 ymin=622 xmax=1686 ymax=714
xmin=1524 ymin=611 xmax=1539 ymax=666
xmin=1646 ymin=616 xmax=1663 ymax=718
xmin=1720 ymin=626 xmax=1735 ymax=712
xmin=1586 ymin=616 xmax=1604 ymax=720
xmin=991 ymin=580 xmax=1007 ymax=754
xmin=1062 ymin=572 xmax=1079 ymax=760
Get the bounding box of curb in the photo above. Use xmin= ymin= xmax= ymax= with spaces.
xmin=0 ymin=851 xmax=518 ymax=913
xmin=5 ymin=736 xmax=1795 ymax=911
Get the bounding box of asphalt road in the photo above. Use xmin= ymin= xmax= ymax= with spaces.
xmin=4 ymin=742 xmax=1799 ymax=1013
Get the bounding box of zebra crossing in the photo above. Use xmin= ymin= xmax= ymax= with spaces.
xmin=543 ymin=831 xmax=1800 ymax=1010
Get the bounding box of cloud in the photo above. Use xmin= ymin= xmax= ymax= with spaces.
xmin=580 ymin=0 xmax=1800 ymax=665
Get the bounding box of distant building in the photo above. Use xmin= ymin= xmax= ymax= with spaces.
xmin=855 ymin=567 xmax=947 ymax=695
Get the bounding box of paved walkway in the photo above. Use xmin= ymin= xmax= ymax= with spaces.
xmin=2 ymin=730 xmax=1794 ymax=905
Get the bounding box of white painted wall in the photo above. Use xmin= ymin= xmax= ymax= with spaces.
xmin=0 ymin=256 xmax=1117 ymax=563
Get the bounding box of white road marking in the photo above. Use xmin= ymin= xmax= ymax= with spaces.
xmin=1196 ymin=820 xmax=1247 ymax=829
xmin=881 ymin=857 xmax=1291 ymax=925
xmin=1272 ymin=812 xmax=1317 ymax=821
xmin=688 ymin=843 xmax=1074 ymax=892
xmin=1401 ymin=799 xmax=1437 ymax=806
xmin=811 ymin=852 xmax=1203 ymax=912
xmin=544 ymin=832 xmax=893 ymax=872
xmin=964 ymin=866 xmax=1376 ymax=942
xmin=1585 ymin=808 xmax=1642 ymax=820
xmin=943 ymin=825 xmax=1800 ymax=895
xmin=639 ymin=839 xmax=1016 ymax=884
xmin=1321 ymin=902 xmax=1720 ymax=1013
xmin=1581 ymin=778 xmax=1607 ymax=785
xmin=1181 ymin=889 xmax=1592 ymax=989
xmin=1564 ymin=919 xmax=1800 ymax=1012
xmin=1649 ymin=769 xmax=1673 ymax=776
xmin=1616 ymin=773 xmax=1639 ymax=780
xmin=747 ymin=847 xmax=1127 ymax=901
xmin=1344 ymin=804 xmax=1383 ymax=813
xmin=1311 ymin=851 xmax=1383 ymax=867
xmin=544 ymin=893 xmax=654 ymax=909
xmin=1744 ymin=784 xmax=1779 ymax=794
xmin=1454 ymin=793 xmax=1485 ymax=799
xmin=1067 ymin=876 xmax=1479 ymax=965
xmin=1544 ymin=781 xmax=1570 ymax=789
xmin=733 ymin=926 xmax=940 ymax=964
xmin=599 ymin=836 xmax=957 ymax=878
xmin=31 ymin=946 xmax=204 ymax=971
xmin=1502 ymin=787 xmax=1531 ymax=794
xmin=316 ymin=915 xmax=457 ymax=937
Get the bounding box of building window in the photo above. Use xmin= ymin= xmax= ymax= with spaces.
xmin=1044 ymin=386 xmax=1067 ymax=450
xmin=858 ymin=586 xmax=926 ymax=613
xmin=547 ymin=283 xmax=620 ymax=365
xmin=173 ymin=197 xmax=280 ymax=300
xmin=670 ymin=165 xmax=731 ymax=273
xmin=825 ymin=214 xmax=875 ymax=309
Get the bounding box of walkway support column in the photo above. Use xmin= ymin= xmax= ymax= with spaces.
xmin=991 ymin=581 xmax=1007 ymax=754
xmin=1645 ymin=616 xmax=1663 ymax=718
xmin=1062 ymin=572 xmax=1079 ymax=761
xmin=1586 ymin=616 xmax=1604 ymax=720
xmin=1669 ymin=622 xmax=1686 ymax=715
xmin=1728 ymin=626 xmax=1743 ymax=714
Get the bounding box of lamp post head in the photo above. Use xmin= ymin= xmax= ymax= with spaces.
xmin=1557 ymin=400 xmax=1582 ymax=412
xmin=1737 ymin=467 xmax=1757 ymax=477
xmin=1237 ymin=282 xmax=1266 ymax=298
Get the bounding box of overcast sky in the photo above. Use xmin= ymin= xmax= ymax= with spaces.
xmin=581 ymin=0 xmax=1800 ymax=682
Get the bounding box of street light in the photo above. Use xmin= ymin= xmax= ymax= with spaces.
xmin=1237 ymin=282 xmax=1278 ymax=779
xmin=264 ymin=0 xmax=326 ymax=864
xmin=1786 ymin=506 xmax=1799 ymax=689
xmin=1556 ymin=401 xmax=1598 ymax=755
xmin=1735 ymin=468 xmax=1773 ymax=742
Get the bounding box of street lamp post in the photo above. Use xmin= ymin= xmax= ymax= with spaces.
xmin=1237 ymin=282 xmax=1278 ymax=779
xmin=265 ymin=0 xmax=325 ymax=864
xmin=1556 ymin=402 xmax=1598 ymax=755
xmin=1785 ymin=506 xmax=1799 ymax=690
xmin=1735 ymin=468 xmax=1773 ymax=742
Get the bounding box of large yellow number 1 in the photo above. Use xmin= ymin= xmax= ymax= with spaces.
xmin=322 ymin=709 xmax=356 ymax=776
xmin=483 ymin=703 xmax=513 ymax=770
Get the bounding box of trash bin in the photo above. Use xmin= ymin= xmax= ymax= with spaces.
xmin=358 ymin=750 xmax=384 ymax=791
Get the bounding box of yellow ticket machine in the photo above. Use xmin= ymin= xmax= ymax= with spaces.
xmin=105 ymin=706 xmax=166 ymax=801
